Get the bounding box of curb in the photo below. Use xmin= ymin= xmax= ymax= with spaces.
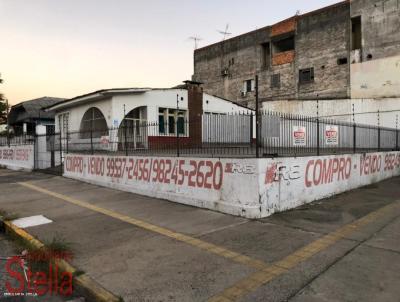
xmin=1 ymin=219 xmax=121 ymax=302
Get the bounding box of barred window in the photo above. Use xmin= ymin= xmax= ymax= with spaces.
xmin=299 ymin=68 xmax=314 ymax=84
xmin=271 ymin=74 xmax=281 ymax=88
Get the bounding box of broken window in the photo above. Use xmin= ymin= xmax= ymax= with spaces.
xmin=261 ymin=42 xmax=271 ymax=69
xmin=271 ymin=74 xmax=280 ymax=88
xmin=299 ymin=68 xmax=314 ymax=84
xmin=351 ymin=16 xmax=362 ymax=51
xmin=272 ymin=35 xmax=295 ymax=54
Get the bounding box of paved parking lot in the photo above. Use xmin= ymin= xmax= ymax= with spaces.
xmin=0 ymin=168 xmax=399 ymax=302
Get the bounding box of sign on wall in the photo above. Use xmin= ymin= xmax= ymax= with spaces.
xmin=325 ymin=125 xmax=339 ymax=145
xmin=293 ymin=126 xmax=306 ymax=146
xmin=0 ymin=145 xmax=34 ymax=170
xmin=261 ymin=151 xmax=400 ymax=217
xmin=64 ymin=154 xmax=260 ymax=218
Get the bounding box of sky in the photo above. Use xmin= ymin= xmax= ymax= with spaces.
xmin=0 ymin=0 xmax=339 ymax=105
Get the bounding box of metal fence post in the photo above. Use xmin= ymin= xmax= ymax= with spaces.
xmin=124 ymin=123 xmax=128 ymax=156
xmin=353 ymin=124 xmax=357 ymax=153
xmin=66 ymin=129 xmax=69 ymax=154
xmin=316 ymin=118 xmax=320 ymax=156
xmin=59 ymin=130 xmax=62 ymax=171
xmin=255 ymin=75 xmax=260 ymax=158
xmin=378 ymin=127 xmax=381 ymax=152
xmin=250 ymin=112 xmax=254 ymax=146
xmin=176 ymin=94 xmax=180 ymax=157
xmin=377 ymin=110 xmax=380 ymax=152
xmin=90 ymin=127 xmax=94 ymax=155
xmin=396 ymin=115 xmax=399 ymax=151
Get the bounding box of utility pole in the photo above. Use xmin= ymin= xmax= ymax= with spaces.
xmin=255 ymin=75 xmax=259 ymax=158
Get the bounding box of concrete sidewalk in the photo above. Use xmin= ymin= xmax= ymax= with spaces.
xmin=0 ymin=169 xmax=399 ymax=302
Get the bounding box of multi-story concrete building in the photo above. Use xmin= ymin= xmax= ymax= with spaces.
xmin=193 ymin=0 xmax=400 ymax=127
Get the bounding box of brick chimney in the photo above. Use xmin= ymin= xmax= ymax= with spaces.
xmin=184 ymin=80 xmax=203 ymax=146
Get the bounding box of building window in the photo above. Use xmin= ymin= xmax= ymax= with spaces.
xmin=243 ymin=79 xmax=255 ymax=94
xmin=158 ymin=108 xmax=187 ymax=136
xmin=58 ymin=113 xmax=69 ymax=137
xmin=79 ymin=107 xmax=108 ymax=138
xmin=351 ymin=16 xmax=362 ymax=51
xmin=337 ymin=58 xmax=348 ymax=65
xmin=261 ymin=43 xmax=271 ymax=69
xmin=158 ymin=108 xmax=165 ymax=134
xmin=271 ymin=74 xmax=281 ymax=88
xmin=272 ymin=35 xmax=295 ymax=54
xmin=299 ymin=68 xmax=314 ymax=84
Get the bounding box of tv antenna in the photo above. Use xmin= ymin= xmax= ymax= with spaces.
xmin=188 ymin=36 xmax=202 ymax=50
xmin=217 ymin=24 xmax=232 ymax=41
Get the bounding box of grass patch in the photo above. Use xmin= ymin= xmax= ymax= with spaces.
xmin=0 ymin=209 xmax=19 ymax=221
xmin=73 ymin=270 xmax=86 ymax=277
xmin=43 ymin=233 xmax=72 ymax=253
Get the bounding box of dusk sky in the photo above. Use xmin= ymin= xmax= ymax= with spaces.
xmin=1 ymin=0 xmax=339 ymax=105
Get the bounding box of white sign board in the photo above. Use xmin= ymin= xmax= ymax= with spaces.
xmin=293 ymin=126 xmax=306 ymax=146
xmin=325 ymin=125 xmax=339 ymax=145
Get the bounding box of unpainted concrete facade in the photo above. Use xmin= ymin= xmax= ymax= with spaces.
xmin=193 ymin=0 xmax=400 ymax=107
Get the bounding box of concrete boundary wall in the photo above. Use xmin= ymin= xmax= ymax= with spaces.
xmin=259 ymin=151 xmax=400 ymax=217
xmin=63 ymin=155 xmax=261 ymax=218
xmin=63 ymin=151 xmax=400 ymax=219
xmin=0 ymin=145 xmax=34 ymax=171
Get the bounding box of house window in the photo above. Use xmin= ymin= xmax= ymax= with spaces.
xmin=299 ymin=68 xmax=315 ymax=84
xmin=58 ymin=113 xmax=69 ymax=137
xmin=261 ymin=43 xmax=270 ymax=69
xmin=158 ymin=108 xmax=187 ymax=135
xmin=79 ymin=107 xmax=108 ymax=138
xmin=271 ymin=74 xmax=280 ymax=88
xmin=243 ymin=79 xmax=255 ymax=94
xmin=158 ymin=108 xmax=165 ymax=134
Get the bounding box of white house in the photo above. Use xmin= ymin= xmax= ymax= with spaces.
xmin=46 ymin=81 xmax=254 ymax=152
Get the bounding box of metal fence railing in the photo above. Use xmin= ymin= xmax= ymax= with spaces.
xmin=0 ymin=111 xmax=399 ymax=159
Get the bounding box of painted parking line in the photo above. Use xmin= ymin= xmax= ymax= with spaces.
xmin=208 ymin=200 xmax=400 ymax=302
xmin=18 ymin=181 xmax=268 ymax=270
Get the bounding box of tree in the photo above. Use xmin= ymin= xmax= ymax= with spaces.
xmin=0 ymin=74 xmax=9 ymax=124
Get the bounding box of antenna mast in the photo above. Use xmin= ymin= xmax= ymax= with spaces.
xmin=217 ymin=24 xmax=232 ymax=41
xmin=189 ymin=36 xmax=202 ymax=50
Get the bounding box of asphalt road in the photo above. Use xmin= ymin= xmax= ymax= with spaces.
xmin=0 ymin=168 xmax=399 ymax=302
